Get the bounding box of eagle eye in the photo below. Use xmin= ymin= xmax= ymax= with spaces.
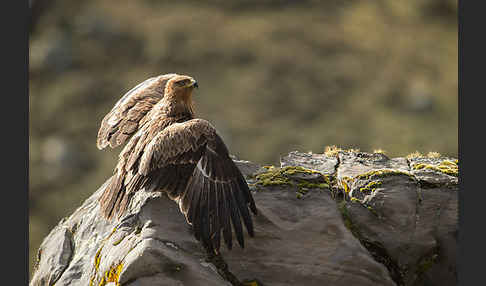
xmin=176 ymin=80 xmax=187 ymax=87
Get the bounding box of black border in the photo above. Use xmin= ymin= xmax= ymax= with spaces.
xmin=458 ymin=0 xmax=483 ymax=285
xmin=3 ymin=0 xmax=29 ymax=284
xmin=457 ymin=0 xmax=463 ymax=284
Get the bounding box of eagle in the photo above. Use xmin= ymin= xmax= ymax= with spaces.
xmin=96 ymin=73 xmax=257 ymax=253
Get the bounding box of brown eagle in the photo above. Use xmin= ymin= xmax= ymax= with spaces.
xmin=96 ymin=73 xmax=257 ymax=252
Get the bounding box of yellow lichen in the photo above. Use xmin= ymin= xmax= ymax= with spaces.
xmin=99 ymin=263 xmax=123 ymax=286
xmin=440 ymin=160 xmax=457 ymax=167
xmin=94 ymin=246 xmax=103 ymax=272
xmin=90 ymin=226 xmax=120 ymax=285
xmin=411 ymin=160 xmax=458 ymax=177
xmin=339 ymin=176 xmax=353 ymax=194
xmin=373 ymin=149 xmax=386 ymax=154
xmin=112 ymin=236 xmax=125 ymax=246
xmin=359 ymin=180 xmax=382 ymax=193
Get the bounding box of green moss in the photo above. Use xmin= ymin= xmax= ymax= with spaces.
xmin=254 ymin=166 xmax=331 ymax=198
xmin=355 ymin=169 xmax=413 ymax=181
xmin=253 ymin=166 xmax=291 ymax=187
xmin=338 ymin=201 xmax=359 ymax=237
xmin=337 ymin=200 xmax=402 ymax=283
xmin=417 ymin=253 xmax=438 ymax=277
xmin=297 ymin=181 xmax=329 ymax=190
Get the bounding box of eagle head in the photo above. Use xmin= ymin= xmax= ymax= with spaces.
xmin=165 ymin=75 xmax=198 ymax=96
xmin=164 ymin=74 xmax=198 ymax=114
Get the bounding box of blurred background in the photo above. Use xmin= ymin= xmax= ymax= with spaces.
xmin=29 ymin=0 xmax=457 ymax=277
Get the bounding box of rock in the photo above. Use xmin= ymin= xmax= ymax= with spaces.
xmin=280 ymin=151 xmax=338 ymax=175
xmin=335 ymin=151 xmax=458 ymax=286
xmin=30 ymin=151 xmax=458 ymax=286
xmin=30 ymin=225 xmax=73 ymax=285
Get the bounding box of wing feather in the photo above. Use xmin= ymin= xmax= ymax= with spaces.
xmin=233 ymin=180 xmax=254 ymax=237
xmin=117 ymin=118 xmax=257 ymax=252
xmin=97 ymin=73 xmax=177 ymax=150
xmin=212 ymin=183 xmax=222 ymax=251
xmin=220 ymin=183 xmax=233 ymax=250
xmin=228 ymin=182 xmax=245 ymax=248
xmin=138 ymin=119 xmax=214 ymax=175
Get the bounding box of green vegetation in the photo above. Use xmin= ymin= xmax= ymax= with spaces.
xmin=355 ymin=169 xmax=414 ymax=181
xmin=416 ymin=252 xmax=439 ymax=278
xmin=337 ymin=200 xmax=360 ymax=238
xmin=252 ymin=166 xmax=330 ymax=198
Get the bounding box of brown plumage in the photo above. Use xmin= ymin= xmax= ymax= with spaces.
xmin=97 ymin=73 xmax=257 ymax=252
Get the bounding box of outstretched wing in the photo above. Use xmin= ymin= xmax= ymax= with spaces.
xmin=139 ymin=119 xmax=258 ymax=251
xmin=97 ymin=73 xmax=177 ymax=150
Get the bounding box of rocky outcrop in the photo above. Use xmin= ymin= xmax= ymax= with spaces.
xmin=30 ymin=150 xmax=458 ymax=286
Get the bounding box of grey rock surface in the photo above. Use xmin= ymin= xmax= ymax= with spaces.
xmin=335 ymin=151 xmax=458 ymax=286
xmin=30 ymin=151 xmax=458 ymax=286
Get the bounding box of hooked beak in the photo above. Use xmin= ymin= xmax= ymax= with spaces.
xmin=188 ymin=79 xmax=198 ymax=89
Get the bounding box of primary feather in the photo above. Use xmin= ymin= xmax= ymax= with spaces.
xmin=97 ymin=73 xmax=257 ymax=253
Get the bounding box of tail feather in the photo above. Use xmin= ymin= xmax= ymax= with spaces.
xmin=99 ymin=174 xmax=129 ymax=220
